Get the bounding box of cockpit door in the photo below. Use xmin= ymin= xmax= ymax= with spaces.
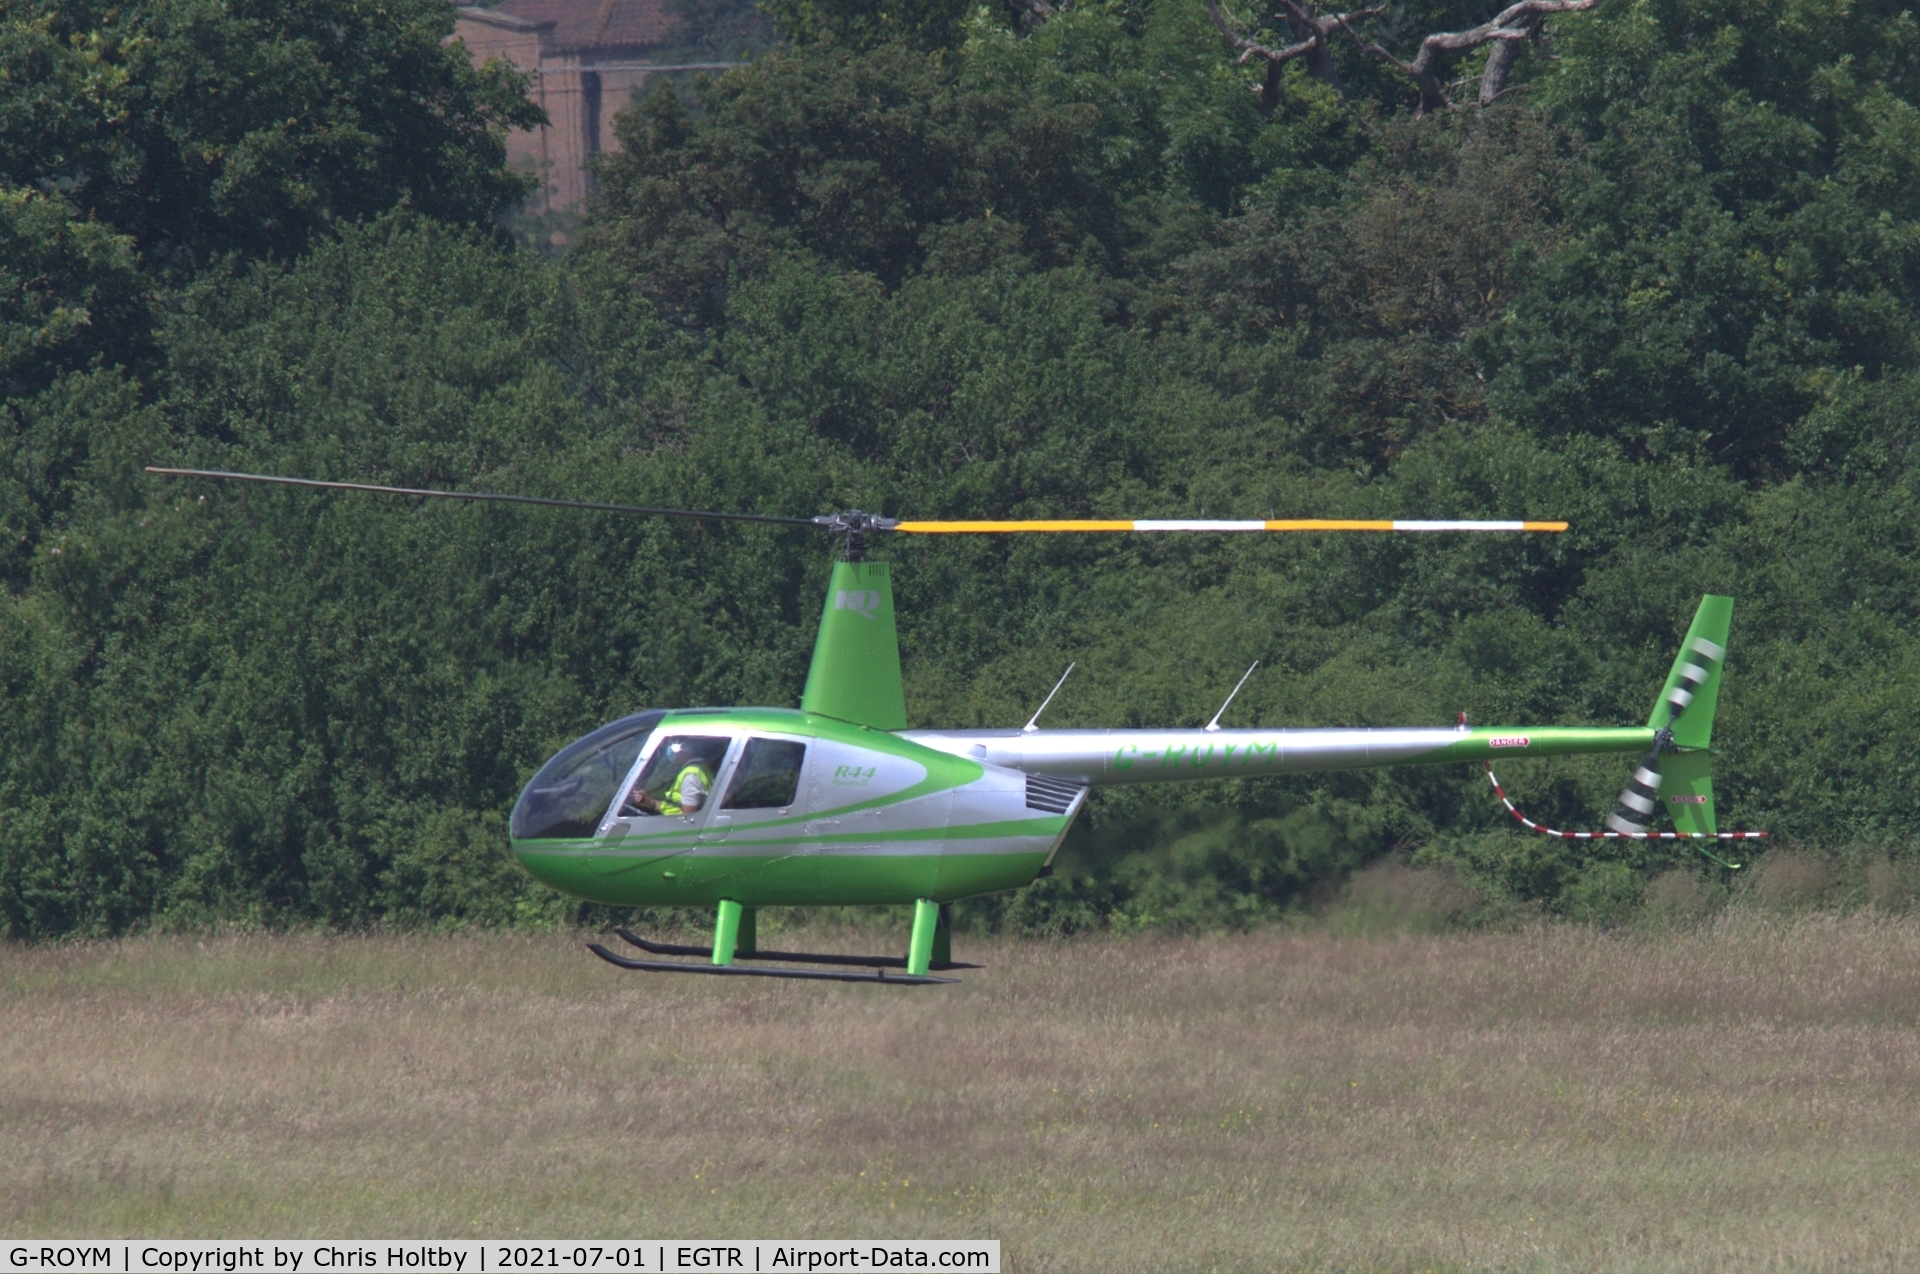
xmin=693 ymin=736 xmax=813 ymax=897
xmin=695 ymin=740 xmax=742 ymax=845
xmin=595 ymin=733 xmax=736 ymax=855
xmin=707 ymin=736 xmax=810 ymax=846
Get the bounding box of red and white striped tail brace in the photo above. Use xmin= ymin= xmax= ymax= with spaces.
xmin=1483 ymin=763 xmax=1763 ymax=867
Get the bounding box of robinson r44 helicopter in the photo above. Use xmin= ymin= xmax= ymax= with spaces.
xmin=150 ymin=467 xmax=1762 ymax=984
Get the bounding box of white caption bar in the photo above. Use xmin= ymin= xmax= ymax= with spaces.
xmin=3 ymin=1244 xmax=998 ymax=1274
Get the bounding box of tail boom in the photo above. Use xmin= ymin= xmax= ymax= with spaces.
xmin=901 ymin=725 xmax=1656 ymax=786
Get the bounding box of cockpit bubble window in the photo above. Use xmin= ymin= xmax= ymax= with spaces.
xmin=511 ymin=710 xmax=667 ymax=841
xmin=722 ymin=738 xmax=807 ymax=810
xmin=621 ymin=735 xmax=733 ymax=816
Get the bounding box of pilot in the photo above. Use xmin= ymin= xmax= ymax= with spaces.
xmin=628 ymin=741 xmax=714 ymax=817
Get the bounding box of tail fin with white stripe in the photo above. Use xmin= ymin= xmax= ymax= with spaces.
xmin=1606 ymin=596 xmax=1733 ymax=836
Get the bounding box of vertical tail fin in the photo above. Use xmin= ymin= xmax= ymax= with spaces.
xmin=800 ymin=560 xmax=908 ymax=729
xmin=1650 ymin=595 xmax=1732 ymax=750
xmin=1604 ymin=595 xmax=1732 ymax=834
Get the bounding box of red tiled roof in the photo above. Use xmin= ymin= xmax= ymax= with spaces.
xmin=493 ymin=0 xmax=680 ymax=51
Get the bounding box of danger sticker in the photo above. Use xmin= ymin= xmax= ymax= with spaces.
xmin=1668 ymin=794 xmax=1708 ymax=804
xmin=1488 ymin=736 xmax=1530 ymax=749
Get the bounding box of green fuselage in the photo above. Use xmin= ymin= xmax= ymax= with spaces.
xmin=511 ymin=709 xmax=1656 ymax=909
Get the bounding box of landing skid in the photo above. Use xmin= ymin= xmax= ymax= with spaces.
xmin=587 ymin=940 xmax=959 ymax=985
xmin=611 ymin=926 xmax=981 ymax=971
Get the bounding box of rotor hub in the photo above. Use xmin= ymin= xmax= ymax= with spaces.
xmin=812 ymin=509 xmax=900 ymax=559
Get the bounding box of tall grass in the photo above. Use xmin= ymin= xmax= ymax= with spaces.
xmin=3 ymin=915 xmax=1917 ymax=1271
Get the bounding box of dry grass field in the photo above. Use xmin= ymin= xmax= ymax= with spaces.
xmin=3 ymin=914 xmax=1918 ymax=1271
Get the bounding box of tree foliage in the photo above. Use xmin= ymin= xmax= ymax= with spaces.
xmin=0 ymin=0 xmax=543 ymax=267
xmin=0 ymin=186 xmax=150 ymax=393
xmin=5 ymin=0 xmax=1920 ymax=937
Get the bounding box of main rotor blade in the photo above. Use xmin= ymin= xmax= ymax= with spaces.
xmin=887 ymin=518 xmax=1569 ymax=533
xmin=147 ymin=470 xmax=1569 ymax=535
xmin=144 ymin=468 xmax=821 ymax=527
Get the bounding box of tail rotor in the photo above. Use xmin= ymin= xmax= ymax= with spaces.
xmin=1603 ymin=631 xmax=1722 ymax=833
xmin=1486 ymin=597 xmax=1761 ymax=866
xmin=1605 ymin=625 xmax=1728 ymax=836
xmin=1605 ymin=740 xmax=1672 ymax=834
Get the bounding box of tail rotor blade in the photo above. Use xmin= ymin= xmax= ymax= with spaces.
xmin=1604 ymin=749 xmax=1667 ymax=834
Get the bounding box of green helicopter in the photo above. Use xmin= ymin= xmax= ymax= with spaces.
xmin=149 ymin=468 xmax=1760 ymax=984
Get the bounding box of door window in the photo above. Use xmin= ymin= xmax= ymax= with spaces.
xmin=620 ymin=736 xmax=732 ymax=816
xmin=722 ymin=738 xmax=808 ymax=810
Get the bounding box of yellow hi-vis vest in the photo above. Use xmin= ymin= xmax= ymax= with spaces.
xmin=658 ymin=763 xmax=714 ymax=816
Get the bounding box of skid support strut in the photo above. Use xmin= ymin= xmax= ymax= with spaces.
xmin=585 ymin=913 xmax=979 ymax=985
xmin=713 ymin=900 xmax=743 ymax=966
xmin=932 ymin=904 xmax=951 ymax=968
xmin=906 ymin=898 xmax=939 ymax=978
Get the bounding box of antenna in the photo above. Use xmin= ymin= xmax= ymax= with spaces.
xmin=1203 ymin=661 xmax=1259 ymax=732
xmin=1022 ymin=663 xmax=1076 ymax=734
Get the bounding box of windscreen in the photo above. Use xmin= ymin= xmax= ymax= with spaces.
xmin=511 ymin=710 xmax=667 ymax=840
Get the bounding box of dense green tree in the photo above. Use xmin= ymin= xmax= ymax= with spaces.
xmin=1 ymin=216 xmax=831 ymax=936
xmin=660 ymin=0 xmax=780 ymax=62
xmin=1474 ymin=0 xmax=1920 ymax=476
xmin=582 ymin=33 xmax=1171 ymax=328
xmin=0 ymin=0 xmax=544 ymax=267
xmin=0 ymin=185 xmax=151 ymax=394
xmin=6 ymin=0 xmax=1920 ymax=938
xmin=1178 ymin=108 xmax=1579 ymax=469
xmin=759 ymin=0 xmax=977 ymax=51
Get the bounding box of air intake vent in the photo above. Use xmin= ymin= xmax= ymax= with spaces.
xmin=1025 ymin=775 xmax=1084 ymax=815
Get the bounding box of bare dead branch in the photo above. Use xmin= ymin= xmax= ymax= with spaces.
xmin=1238 ymin=35 xmax=1324 ymax=66
xmin=1203 ymin=0 xmax=1315 ymax=67
xmin=1203 ymin=0 xmax=1330 ymax=109
xmin=1203 ymin=0 xmax=1593 ymax=116
xmin=1203 ymin=0 xmax=1386 ymax=106
xmin=1478 ymin=12 xmax=1537 ymax=105
xmin=1485 ymin=0 xmax=1597 ymax=30
xmin=1339 ymin=0 xmax=1595 ymax=113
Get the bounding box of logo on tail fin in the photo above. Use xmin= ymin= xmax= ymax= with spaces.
xmin=834 ymin=589 xmax=882 ymax=619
